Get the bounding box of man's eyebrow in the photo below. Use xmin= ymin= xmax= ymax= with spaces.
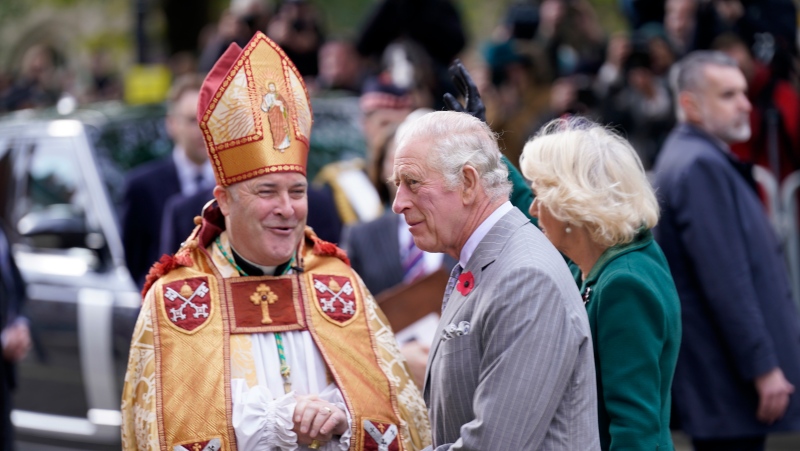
xmin=399 ymin=168 xmax=423 ymax=180
xmin=390 ymin=169 xmax=411 ymax=184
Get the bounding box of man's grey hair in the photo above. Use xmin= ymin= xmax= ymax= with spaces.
xmin=395 ymin=111 xmax=512 ymax=202
xmin=669 ymin=50 xmax=739 ymax=122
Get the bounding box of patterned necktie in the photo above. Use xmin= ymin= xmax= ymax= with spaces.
xmin=402 ymin=239 xmax=426 ymax=284
xmin=441 ymin=264 xmax=463 ymax=313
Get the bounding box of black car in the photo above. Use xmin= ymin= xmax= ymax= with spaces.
xmin=0 ymin=102 xmax=170 ymax=449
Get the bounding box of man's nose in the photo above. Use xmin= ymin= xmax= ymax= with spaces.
xmin=273 ymin=192 xmax=294 ymax=216
xmin=739 ymin=93 xmax=752 ymax=113
xmin=392 ymin=185 xmax=407 ymax=215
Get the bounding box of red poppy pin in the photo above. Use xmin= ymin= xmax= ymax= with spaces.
xmin=456 ymin=271 xmax=475 ymax=296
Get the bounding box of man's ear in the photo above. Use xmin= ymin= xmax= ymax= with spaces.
xmin=214 ymin=185 xmax=231 ymax=216
xmin=679 ymin=91 xmax=701 ymax=123
xmin=461 ymin=165 xmax=481 ymax=204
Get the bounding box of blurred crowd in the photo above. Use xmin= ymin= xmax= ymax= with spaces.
xmin=99 ymin=0 xmax=800 ymax=392
xmin=1 ymin=0 xmax=798 ymax=176
xmin=2 ymin=0 xmax=800 ymax=449
xmin=6 ymin=0 xmax=800 ymax=369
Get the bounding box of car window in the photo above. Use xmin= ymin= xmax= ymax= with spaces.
xmin=15 ymin=135 xmax=96 ymax=251
xmin=29 ymin=138 xmax=83 ymax=209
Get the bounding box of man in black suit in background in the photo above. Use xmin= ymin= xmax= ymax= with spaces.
xmin=0 ymin=222 xmax=30 ymax=450
xmin=653 ymin=50 xmax=800 ymax=451
xmin=120 ymin=74 xmax=213 ymax=287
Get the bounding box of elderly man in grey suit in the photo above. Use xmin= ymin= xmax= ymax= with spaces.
xmin=391 ymin=110 xmax=600 ymax=450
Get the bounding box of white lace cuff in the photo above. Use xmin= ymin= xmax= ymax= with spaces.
xmin=231 ymin=379 xmax=299 ymax=451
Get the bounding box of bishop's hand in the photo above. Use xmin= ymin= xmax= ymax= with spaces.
xmin=442 ymin=59 xmax=486 ymax=123
xmin=293 ymin=394 xmax=348 ymax=446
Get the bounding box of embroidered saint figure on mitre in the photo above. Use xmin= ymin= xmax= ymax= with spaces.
xmin=260 ymin=81 xmax=291 ymax=151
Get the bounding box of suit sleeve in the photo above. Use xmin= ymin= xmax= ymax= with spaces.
xmin=676 ymin=158 xmax=778 ymax=379
xmin=596 ymin=271 xmax=670 ymax=449
xmin=340 ymin=225 xmax=362 ymax=275
xmin=159 ymin=194 xmax=182 ymax=256
xmin=439 ymin=266 xmax=584 ymax=450
xmin=0 ymin=226 xmax=26 ymax=319
xmin=121 ymin=179 xmax=148 ymax=286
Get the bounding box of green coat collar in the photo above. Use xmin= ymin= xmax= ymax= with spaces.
xmin=580 ymin=229 xmax=654 ymax=294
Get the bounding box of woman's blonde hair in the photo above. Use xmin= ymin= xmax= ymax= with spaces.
xmin=520 ymin=117 xmax=659 ymax=247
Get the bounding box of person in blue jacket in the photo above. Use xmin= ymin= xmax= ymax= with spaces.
xmin=652 ymin=50 xmax=800 ymax=451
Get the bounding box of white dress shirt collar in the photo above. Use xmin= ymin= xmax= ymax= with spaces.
xmin=458 ymin=201 xmax=512 ymax=268
xmin=173 ymin=147 xmax=214 ymax=195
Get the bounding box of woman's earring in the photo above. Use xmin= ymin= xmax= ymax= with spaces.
xmin=565 ymin=225 xmax=572 ymax=233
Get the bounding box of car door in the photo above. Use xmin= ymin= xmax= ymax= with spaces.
xmin=0 ymin=119 xmax=140 ymax=448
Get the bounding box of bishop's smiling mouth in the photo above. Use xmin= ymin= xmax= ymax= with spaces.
xmin=267 ymin=225 xmax=296 ymax=234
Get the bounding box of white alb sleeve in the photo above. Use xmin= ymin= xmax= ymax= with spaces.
xmin=231 ymin=378 xmax=298 ymax=451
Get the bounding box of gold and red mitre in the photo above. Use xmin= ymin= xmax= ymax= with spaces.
xmin=197 ymin=31 xmax=313 ymax=186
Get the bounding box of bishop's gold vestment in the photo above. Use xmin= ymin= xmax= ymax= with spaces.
xmin=121 ymin=222 xmax=431 ymax=451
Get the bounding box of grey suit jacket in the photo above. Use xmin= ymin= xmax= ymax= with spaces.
xmin=424 ymin=208 xmax=600 ymax=451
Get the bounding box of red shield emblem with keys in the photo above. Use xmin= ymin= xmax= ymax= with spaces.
xmin=311 ymin=275 xmax=359 ymax=326
xmin=173 ymin=438 xmax=221 ymax=451
xmin=362 ymin=420 xmax=399 ymax=451
xmin=162 ymin=277 xmax=212 ymax=332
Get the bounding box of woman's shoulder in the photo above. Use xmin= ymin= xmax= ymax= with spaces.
xmin=593 ymin=246 xmax=670 ymax=300
xmin=592 ymin=245 xmax=678 ymax=315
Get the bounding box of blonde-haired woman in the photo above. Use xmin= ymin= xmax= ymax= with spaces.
xmin=521 ymin=117 xmax=681 ymax=451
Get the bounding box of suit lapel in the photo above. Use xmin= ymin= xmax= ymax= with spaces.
xmin=385 ymin=213 xmax=403 ymax=281
xmin=423 ymin=208 xmax=530 ymax=398
xmin=165 ymin=157 xmax=182 ymax=195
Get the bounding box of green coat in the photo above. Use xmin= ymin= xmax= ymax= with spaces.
xmin=502 ymin=155 xmax=535 ymax=222
xmin=575 ymin=230 xmax=681 ymax=450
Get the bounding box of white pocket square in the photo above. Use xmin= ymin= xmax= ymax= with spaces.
xmin=441 ymin=321 xmax=471 ymax=341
